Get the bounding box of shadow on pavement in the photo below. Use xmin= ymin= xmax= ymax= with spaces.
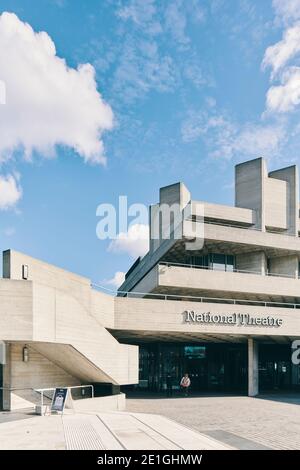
xmin=0 ymin=408 xmax=35 ymax=424
xmin=257 ymin=393 xmax=300 ymax=405
xmin=126 ymin=390 xmax=247 ymax=400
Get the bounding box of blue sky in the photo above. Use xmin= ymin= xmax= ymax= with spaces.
xmin=0 ymin=0 xmax=300 ymax=287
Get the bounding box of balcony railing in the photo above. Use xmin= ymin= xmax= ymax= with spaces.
xmin=92 ymin=284 xmax=300 ymax=309
xmin=123 ymin=219 xmax=299 ymax=286
xmin=159 ymin=261 xmax=296 ymax=279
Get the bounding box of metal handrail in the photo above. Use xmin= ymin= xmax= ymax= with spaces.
xmin=92 ymin=283 xmax=300 ymax=309
xmin=159 ymin=261 xmax=296 ymax=279
xmin=35 ymin=385 xmax=94 ymax=412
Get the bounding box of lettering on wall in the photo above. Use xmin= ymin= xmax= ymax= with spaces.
xmin=183 ymin=310 xmax=283 ymax=328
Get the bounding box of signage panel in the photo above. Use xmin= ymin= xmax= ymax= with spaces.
xmin=51 ymin=388 xmax=68 ymax=413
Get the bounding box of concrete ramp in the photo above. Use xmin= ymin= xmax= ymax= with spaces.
xmin=63 ymin=412 xmax=232 ymax=450
xmin=0 ymin=410 xmax=232 ymax=450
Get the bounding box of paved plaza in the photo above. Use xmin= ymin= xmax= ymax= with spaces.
xmin=0 ymin=409 xmax=230 ymax=450
xmin=0 ymin=394 xmax=299 ymax=450
xmin=126 ymin=393 xmax=300 ymax=450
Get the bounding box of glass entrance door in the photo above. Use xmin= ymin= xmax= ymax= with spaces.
xmin=259 ymin=345 xmax=292 ymax=391
xmin=137 ymin=342 xmax=248 ymax=394
xmin=184 ymin=346 xmax=208 ymax=390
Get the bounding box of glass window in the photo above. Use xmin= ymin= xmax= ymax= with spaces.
xmin=207 ymin=253 xmax=235 ymax=271
xmin=226 ymin=255 xmax=235 ymax=272
xmin=203 ymin=255 xmax=209 ymax=267
xmin=189 ymin=255 xmax=208 ymax=267
xmin=211 ymin=253 xmax=226 ymax=271
xmin=193 ymin=256 xmax=202 ymax=266
xmin=184 ymin=346 xmax=206 ymax=359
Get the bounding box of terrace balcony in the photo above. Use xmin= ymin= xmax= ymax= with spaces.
xmin=128 ymin=261 xmax=300 ymax=305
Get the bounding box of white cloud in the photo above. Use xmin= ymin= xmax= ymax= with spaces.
xmin=112 ymin=1 xmax=207 ymax=102
xmin=165 ymin=0 xmax=189 ymax=46
xmin=165 ymin=0 xmax=205 ymax=47
xmin=108 ymin=223 xmax=149 ymax=258
xmin=183 ymin=61 xmax=210 ymax=89
xmin=232 ymin=123 xmax=286 ymax=157
xmin=105 ymin=271 xmax=126 ymax=288
xmin=112 ymin=37 xmax=177 ymax=102
xmin=262 ymin=23 xmax=300 ymax=78
xmin=263 ymin=3 xmax=300 ymax=115
xmin=272 ymin=0 xmax=300 ymax=25
xmin=182 ymin=110 xmax=286 ymax=160
xmin=0 ymin=12 xmax=113 ymax=164
xmin=266 ymin=67 xmax=300 ymax=112
xmin=0 ymin=174 xmax=22 ymax=210
xmin=117 ymin=0 xmax=161 ymax=34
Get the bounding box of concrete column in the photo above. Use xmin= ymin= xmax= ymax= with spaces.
xmin=248 ymin=338 xmax=259 ymax=397
xmin=235 ymin=157 xmax=267 ymax=231
xmin=2 ymin=343 xmax=11 ymax=411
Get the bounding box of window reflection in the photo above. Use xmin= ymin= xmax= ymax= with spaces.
xmin=188 ymin=253 xmax=235 ymax=272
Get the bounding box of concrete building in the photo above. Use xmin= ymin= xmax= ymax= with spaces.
xmin=117 ymin=157 xmax=300 ymax=396
xmin=1 ymin=157 xmax=300 ymax=410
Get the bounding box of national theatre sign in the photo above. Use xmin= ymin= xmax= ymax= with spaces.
xmin=184 ymin=310 xmax=283 ymax=328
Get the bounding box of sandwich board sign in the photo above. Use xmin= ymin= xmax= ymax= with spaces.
xmin=51 ymin=388 xmax=68 ymax=413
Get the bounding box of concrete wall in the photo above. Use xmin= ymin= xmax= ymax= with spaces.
xmin=91 ymin=290 xmax=115 ymax=329
xmin=114 ymin=297 xmax=300 ymax=338
xmin=0 ymin=280 xmax=33 ymax=341
xmin=149 ymin=182 xmax=190 ymax=254
xmin=235 ymin=158 xmax=298 ymax=234
xmin=268 ymin=255 xmax=298 ymax=278
xmin=183 ymin=221 xmax=300 ymax=254
xmin=156 ymin=264 xmax=300 ymax=299
xmin=152 ymin=265 xmax=300 ymax=302
xmin=269 ymin=165 xmax=298 ymax=236
xmin=0 ymin=251 xmax=139 ymax=391
xmin=236 ymin=252 xmax=267 ymax=275
xmin=202 ymin=202 xmax=255 ymax=225
xmin=9 ymin=343 xmax=80 ymax=407
xmin=3 ymin=250 xmax=91 ymax=311
xmin=265 ymin=178 xmax=287 ymax=230
xmin=235 ymin=158 xmax=266 ymax=230
xmin=159 ymin=182 xmax=190 ymax=209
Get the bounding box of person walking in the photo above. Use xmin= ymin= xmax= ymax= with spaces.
xmin=166 ymin=373 xmax=173 ymax=397
xmin=180 ymin=373 xmax=191 ymax=397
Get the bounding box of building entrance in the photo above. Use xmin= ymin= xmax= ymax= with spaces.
xmin=259 ymin=344 xmax=299 ymax=392
xmin=133 ymin=341 xmax=300 ymax=395
xmin=138 ymin=343 xmax=248 ymax=394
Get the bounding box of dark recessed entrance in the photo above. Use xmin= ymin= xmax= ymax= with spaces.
xmin=137 ymin=343 xmax=248 ymax=394
xmin=259 ymin=344 xmax=300 ymax=392
xmin=121 ymin=340 xmax=300 ymax=396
